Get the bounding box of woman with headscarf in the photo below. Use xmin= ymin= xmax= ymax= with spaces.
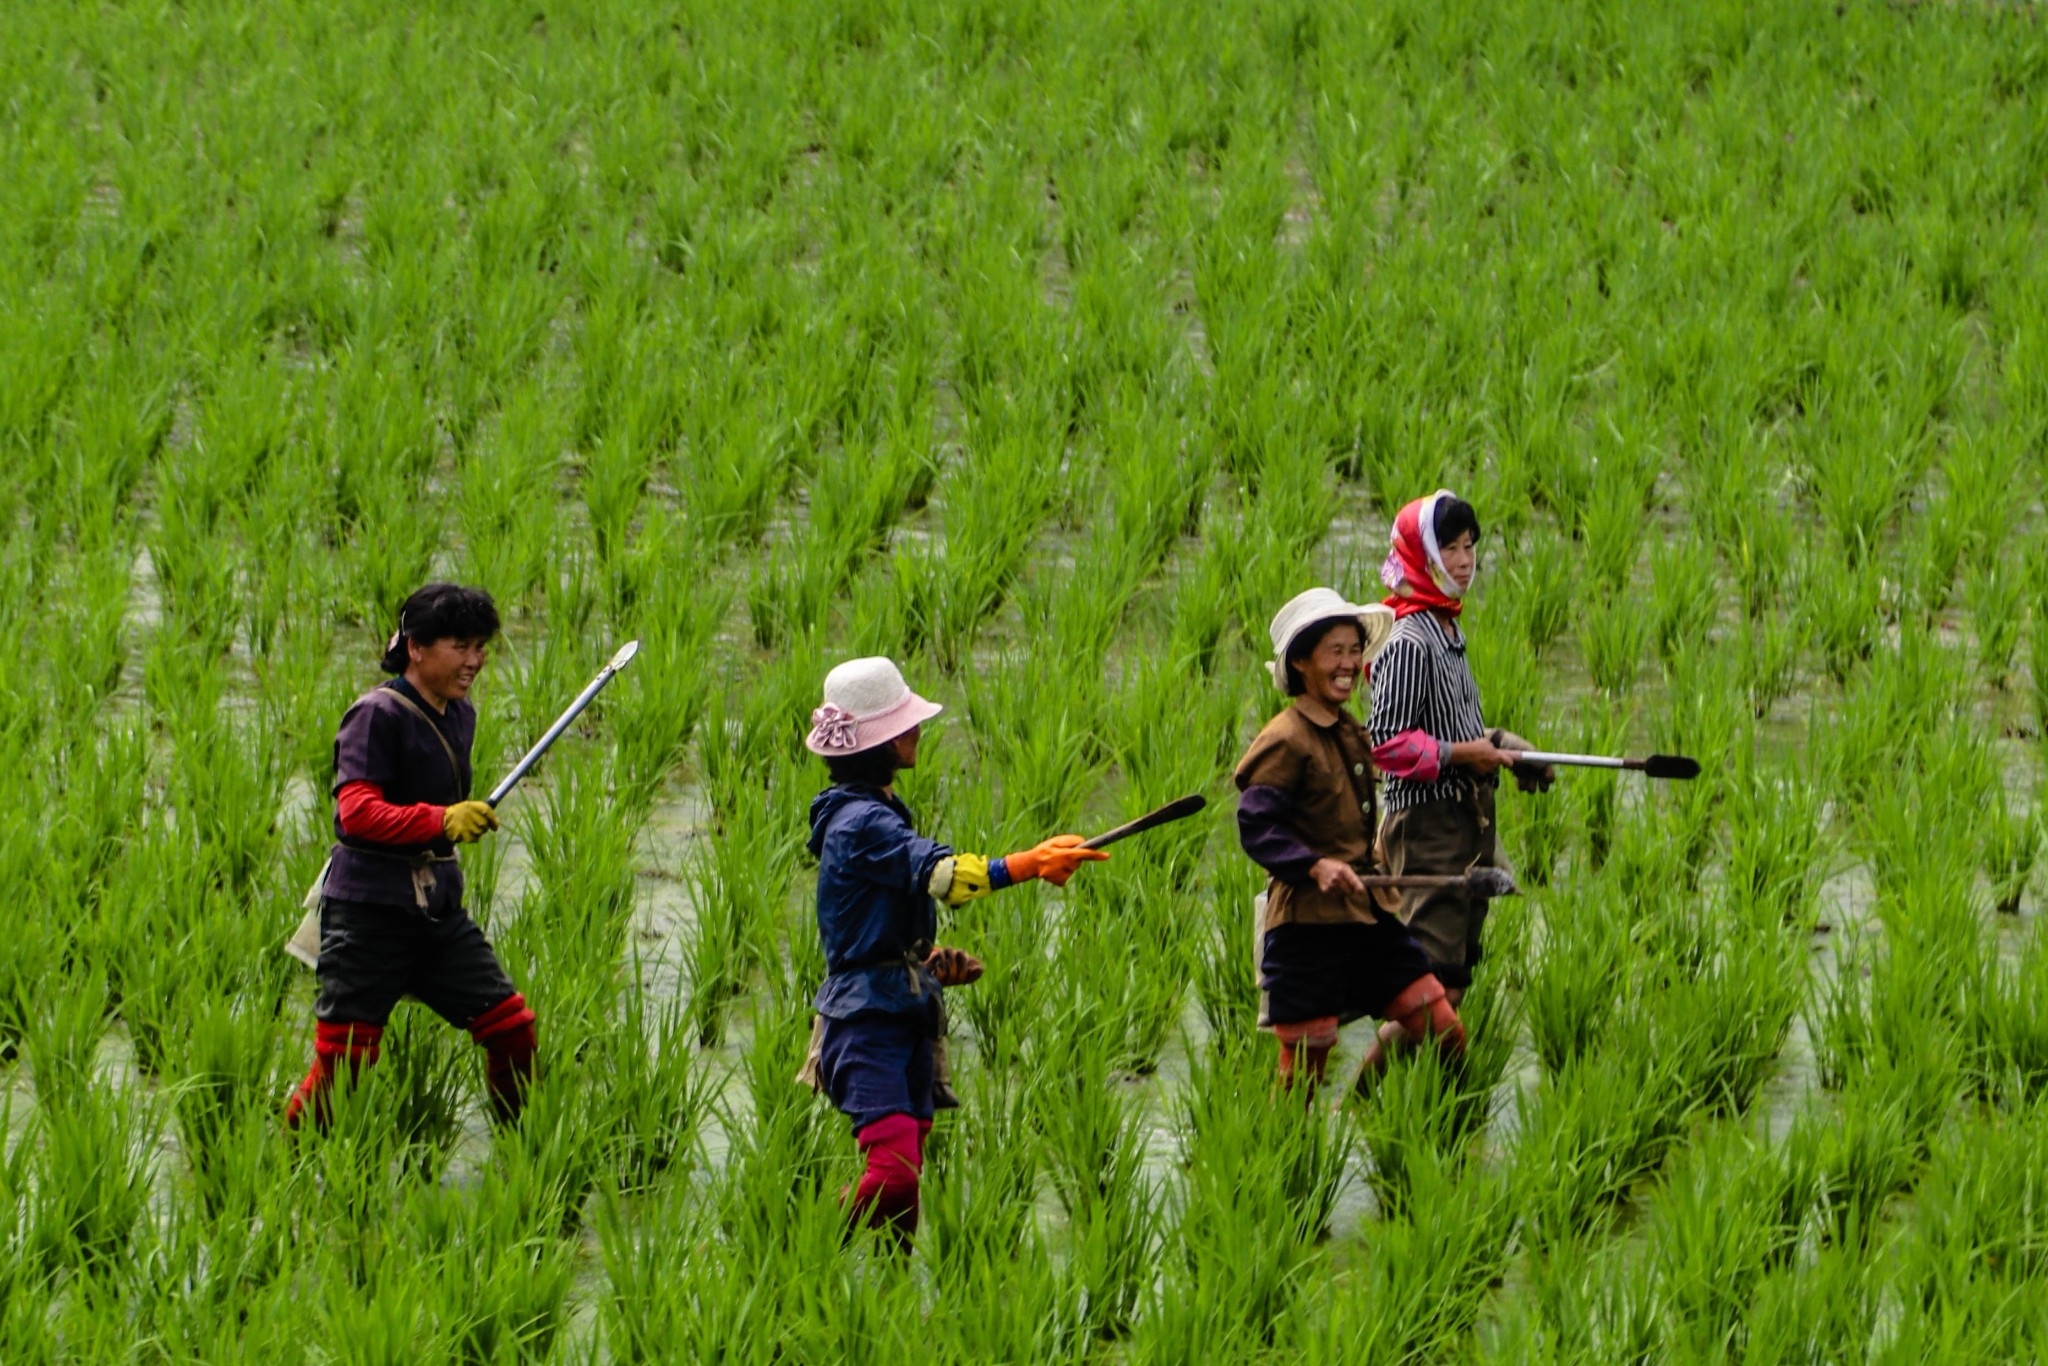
xmin=1369 ymin=492 xmax=1551 ymax=1044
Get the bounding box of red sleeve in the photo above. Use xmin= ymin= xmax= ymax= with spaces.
xmin=337 ymin=781 xmax=445 ymax=846
xmin=1372 ymin=729 xmax=1448 ymax=782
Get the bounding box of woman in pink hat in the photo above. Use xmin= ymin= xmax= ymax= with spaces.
xmin=801 ymin=656 xmax=1108 ymax=1250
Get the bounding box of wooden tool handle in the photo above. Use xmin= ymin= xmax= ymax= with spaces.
xmin=1082 ymin=794 xmax=1207 ymax=850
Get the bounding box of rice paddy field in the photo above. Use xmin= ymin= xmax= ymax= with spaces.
xmin=8 ymin=0 xmax=2048 ymax=1358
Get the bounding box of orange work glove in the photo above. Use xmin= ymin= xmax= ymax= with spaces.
xmin=1004 ymin=835 xmax=1110 ymax=888
xmin=923 ymin=946 xmax=984 ymax=987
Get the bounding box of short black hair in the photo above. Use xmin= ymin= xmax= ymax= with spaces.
xmin=1433 ymin=496 xmax=1481 ymax=548
xmin=381 ymin=583 xmax=501 ymax=673
xmin=1283 ymin=616 xmax=1364 ymax=697
xmin=825 ymin=745 xmax=902 ymax=788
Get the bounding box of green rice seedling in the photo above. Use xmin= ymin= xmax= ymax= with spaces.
xmin=25 ymin=1083 xmax=157 ymax=1276
xmin=596 ymin=1176 xmax=802 ymax=1366
xmin=1722 ymin=767 xmax=1829 ymax=925
xmin=1984 ymin=785 xmax=2041 ymax=916
xmin=1577 ymin=588 xmax=1653 ymax=696
xmin=1190 ymin=855 xmax=1264 ymax=1042
xmin=1503 ymin=775 xmax=1570 ymax=889
xmin=1740 ymin=611 xmax=1805 ymax=718
xmin=21 ymin=967 xmax=109 ymax=1112
xmin=310 ymin=1007 xmax=471 ymax=1182
xmin=1032 ymin=1010 xmax=1161 ymax=1338
xmin=165 ymin=993 xmax=290 ymax=1216
xmin=1966 ymin=923 xmax=2048 ymax=1103
xmin=0 ymin=908 xmax=61 ymax=1061
xmin=1523 ymin=882 xmax=1635 ymax=1077
xmin=679 ymin=779 xmax=785 ymax=1049
xmin=1646 ymin=1124 xmax=1814 ymax=1358
xmin=1793 ymin=1074 xmax=1939 ymax=1255
xmin=1512 ymin=1039 xmax=1699 ymax=1248
xmin=1563 ymin=700 xmax=1633 ymax=871
xmin=1965 ymin=550 xmax=2022 ymax=693
xmin=1503 ymin=1233 xmax=1665 ymax=1366
xmin=1293 ymin=1155 xmax=1517 ymax=1363
xmin=1055 ymin=858 xmax=1197 ymax=1075
xmin=1136 ymin=1039 xmax=1346 ymax=1357
xmin=715 ymin=998 xmax=848 ymax=1257
xmin=1906 ymin=1101 xmax=2048 ymax=1311
xmin=1496 ymin=529 xmax=1579 ymax=658
xmin=591 ymin=982 xmax=712 ymax=1194
xmin=1802 ymin=556 xmax=1886 ymax=685
xmin=1467 ymin=612 xmax=1547 ymax=742
xmin=1648 ymin=536 xmax=1720 ymax=671
xmin=509 ymin=745 xmax=644 ymax=997
xmin=1576 ymin=461 xmax=1651 ymax=596
xmin=1738 ymin=1242 xmax=1882 ymax=1366
xmin=1352 ymin=1023 xmax=1504 ymax=1218
xmin=1649 ymin=927 xmax=1800 ymax=1119
xmin=486 ymin=1066 xmax=614 ymax=1242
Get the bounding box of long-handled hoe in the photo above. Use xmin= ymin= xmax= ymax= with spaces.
xmin=1510 ymin=750 xmax=1702 ymax=781
xmin=284 ymin=641 xmax=642 ymax=967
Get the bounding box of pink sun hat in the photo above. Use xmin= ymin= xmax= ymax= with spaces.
xmin=805 ymin=656 xmax=945 ymax=756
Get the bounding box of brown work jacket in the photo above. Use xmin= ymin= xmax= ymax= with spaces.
xmin=1233 ymin=700 xmax=1397 ymax=932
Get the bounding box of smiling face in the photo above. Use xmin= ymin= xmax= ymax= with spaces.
xmin=1438 ymin=530 xmax=1477 ymax=593
xmin=407 ymin=635 xmax=489 ymax=709
xmin=1296 ymin=622 xmax=1365 ymax=710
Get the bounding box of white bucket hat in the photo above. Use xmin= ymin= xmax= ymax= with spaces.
xmin=1266 ymin=588 xmax=1395 ymax=693
xmin=805 ymin=656 xmax=945 ymax=756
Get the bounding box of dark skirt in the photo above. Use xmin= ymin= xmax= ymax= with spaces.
xmin=1260 ymin=918 xmax=1436 ymax=1027
xmin=816 ymin=1012 xmax=936 ymax=1133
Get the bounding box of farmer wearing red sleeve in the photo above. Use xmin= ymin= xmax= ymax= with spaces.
xmin=800 ymin=657 xmax=1109 ymax=1249
xmin=1234 ymin=590 xmax=1466 ymax=1096
xmin=283 ymin=583 xmax=536 ymax=1131
xmin=1368 ymin=492 xmax=1552 ymax=1036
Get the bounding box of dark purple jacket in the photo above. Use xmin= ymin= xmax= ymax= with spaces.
xmin=326 ymin=678 xmax=474 ymax=915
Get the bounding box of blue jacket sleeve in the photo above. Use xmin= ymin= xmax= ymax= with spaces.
xmin=830 ymin=803 xmax=952 ymax=898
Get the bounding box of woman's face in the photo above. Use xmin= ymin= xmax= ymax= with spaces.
xmin=890 ymin=725 xmax=922 ymax=770
xmin=1299 ymin=625 xmax=1365 ymax=709
xmin=408 ymin=635 xmax=489 ymax=704
xmin=1438 ymin=530 xmax=1477 ymax=593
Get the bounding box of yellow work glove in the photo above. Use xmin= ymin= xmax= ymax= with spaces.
xmin=941 ymin=853 xmax=995 ymax=907
xmin=443 ymin=800 xmax=499 ymax=844
xmin=1004 ymin=835 xmax=1110 ymax=888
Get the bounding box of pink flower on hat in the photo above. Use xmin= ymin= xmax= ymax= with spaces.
xmin=808 ymin=704 xmax=861 ymax=752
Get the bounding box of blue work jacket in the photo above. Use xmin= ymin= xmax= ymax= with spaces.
xmin=808 ymin=784 xmax=949 ymax=1022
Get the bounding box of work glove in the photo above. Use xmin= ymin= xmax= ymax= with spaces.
xmin=923 ymin=946 xmax=984 ymax=987
xmin=1491 ymin=729 xmax=1554 ymax=794
xmin=443 ymin=800 xmax=499 ymax=844
xmin=1005 ymin=835 xmax=1110 ymax=888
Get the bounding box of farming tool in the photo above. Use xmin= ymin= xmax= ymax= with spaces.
xmin=1358 ymin=867 xmax=1519 ymax=897
xmin=1509 ymin=751 xmax=1700 ymax=781
xmin=284 ymin=640 xmax=642 ymax=968
xmin=1081 ymin=794 xmax=1207 ymax=850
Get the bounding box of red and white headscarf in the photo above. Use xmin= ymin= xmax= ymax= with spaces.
xmin=1379 ymin=489 xmax=1467 ymax=619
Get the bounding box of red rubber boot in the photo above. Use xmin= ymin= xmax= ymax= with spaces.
xmin=284 ymin=1021 xmax=384 ymax=1132
xmin=469 ymin=993 xmax=538 ymax=1125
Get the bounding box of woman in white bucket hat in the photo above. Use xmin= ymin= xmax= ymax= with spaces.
xmin=1233 ymin=589 xmax=1465 ymax=1097
xmin=801 ymin=656 xmax=1107 ymax=1249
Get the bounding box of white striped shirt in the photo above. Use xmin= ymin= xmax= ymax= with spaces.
xmin=1368 ymin=611 xmax=1489 ymax=812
